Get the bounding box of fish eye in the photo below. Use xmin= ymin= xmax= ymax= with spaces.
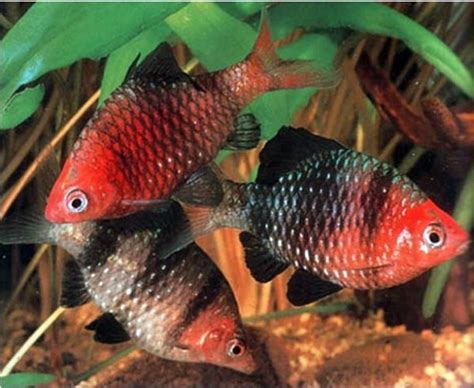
xmin=66 ymin=190 xmax=89 ymax=213
xmin=226 ymin=338 xmax=246 ymax=358
xmin=423 ymin=223 xmax=446 ymax=249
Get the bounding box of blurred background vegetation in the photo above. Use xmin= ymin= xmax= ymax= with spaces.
xmin=0 ymin=2 xmax=472 ymax=383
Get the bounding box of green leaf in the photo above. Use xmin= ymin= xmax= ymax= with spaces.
xmin=99 ymin=24 xmax=172 ymax=104
xmin=0 ymin=372 xmax=56 ymax=388
xmin=0 ymin=2 xmax=185 ymax=128
xmin=422 ymin=167 xmax=474 ymax=319
xmin=218 ymin=3 xmax=262 ymax=20
xmin=269 ymin=3 xmax=474 ymax=97
xmin=0 ymin=85 xmax=44 ymax=130
xmin=166 ymin=3 xmax=255 ymax=71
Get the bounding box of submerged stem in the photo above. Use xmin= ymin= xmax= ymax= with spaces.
xmin=422 ymin=167 xmax=474 ymax=318
xmin=0 ymin=306 xmax=66 ymax=377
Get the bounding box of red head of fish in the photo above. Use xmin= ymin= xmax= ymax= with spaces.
xmin=45 ymin=143 xmax=129 ymax=223
xmin=177 ymin=307 xmax=256 ymax=374
xmin=393 ymin=199 xmax=469 ymax=269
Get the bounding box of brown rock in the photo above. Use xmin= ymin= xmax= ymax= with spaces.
xmin=315 ymin=333 xmax=434 ymax=387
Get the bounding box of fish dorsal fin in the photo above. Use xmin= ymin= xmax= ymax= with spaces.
xmin=173 ymin=165 xmax=224 ymax=207
xmin=60 ymin=260 xmax=91 ymax=308
xmin=225 ymin=113 xmax=261 ymax=151
xmin=127 ymin=42 xmax=203 ymax=90
xmin=239 ymin=232 xmax=289 ymax=282
xmin=286 ymin=269 xmax=342 ymax=306
xmin=85 ymin=312 xmax=131 ymax=344
xmin=257 ymin=126 xmax=347 ymax=184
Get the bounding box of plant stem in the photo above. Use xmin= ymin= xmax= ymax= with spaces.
xmin=243 ymin=301 xmax=353 ymax=323
xmin=0 ymin=306 xmax=66 ymax=377
xmin=422 ymin=167 xmax=474 ymax=318
xmin=72 ymin=345 xmax=137 ymax=384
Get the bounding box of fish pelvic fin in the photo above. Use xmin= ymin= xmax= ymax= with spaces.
xmin=85 ymin=312 xmax=131 ymax=344
xmin=240 ymin=232 xmax=289 ymax=282
xmin=287 ymin=269 xmax=343 ymax=306
xmin=247 ymin=10 xmax=341 ymax=92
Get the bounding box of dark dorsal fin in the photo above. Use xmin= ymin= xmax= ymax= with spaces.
xmin=257 ymin=126 xmax=347 ymax=184
xmin=239 ymin=232 xmax=288 ymax=283
xmin=85 ymin=312 xmax=131 ymax=344
xmin=60 ymin=260 xmax=91 ymax=308
xmin=286 ymin=269 xmax=342 ymax=306
xmin=127 ymin=42 xmax=203 ymax=91
xmin=225 ymin=113 xmax=261 ymax=151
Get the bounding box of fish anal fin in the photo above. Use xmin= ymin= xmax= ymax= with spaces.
xmin=257 ymin=126 xmax=346 ymax=184
xmin=173 ymin=165 xmax=224 ymax=207
xmin=287 ymin=269 xmax=342 ymax=306
xmin=239 ymin=232 xmax=288 ymax=282
xmin=225 ymin=113 xmax=261 ymax=151
xmin=60 ymin=260 xmax=91 ymax=308
xmin=128 ymin=42 xmax=203 ymax=91
xmin=85 ymin=312 xmax=131 ymax=344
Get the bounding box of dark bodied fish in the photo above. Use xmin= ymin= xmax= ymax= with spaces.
xmin=180 ymin=127 xmax=469 ymax=306
xmin=45 ymin=11 xmax=339 ymax=223
xmin=0 ymin=203 xmax=256 ymax=374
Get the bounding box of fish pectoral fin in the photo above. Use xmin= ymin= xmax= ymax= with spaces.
xmin=257 ymin=126 xmax=347 ymax=184
xmin=286 ymin=269 xmax=343 ymax=306
xmin=173 ymin=165 xmax=224 ymax=207
xmin=127 ymin=42 xmax=204 ymax=91
xmin=225 ymin=113 xmax=261 ymax=151
xmin=60 ymin=260 xmax=91 ymax=308
xmin=85 ymin=312 xmax=131 ymax=344
xmin=239 ymin=232 xmax=289 ymax=283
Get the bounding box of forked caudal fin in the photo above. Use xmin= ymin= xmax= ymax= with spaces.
xmin=247 ymin=10 xmax=341 ymax=92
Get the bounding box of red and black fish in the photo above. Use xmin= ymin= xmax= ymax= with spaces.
xmin=45 ymin=13 xmax=339 ymax=223
xmin=0 ymin=202 xmax=256 ymax=373
xmin=180 ymin=126 xmax=469 ymax=306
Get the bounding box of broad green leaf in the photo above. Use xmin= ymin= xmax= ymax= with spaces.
xmin=166 ymin=3 xmax=255 ymax=71
xmin=269 ymin=3 xmax=474 ymax=97
xmin=100 ymin=24 xmax=172 ymax=104
xmin=218 ymin=3 xmax=262 ymax=20
xmin=0 ymin=85 xmax=44 ymax=130
xmin=0 ymin=2 xmax=185 ymax=128
xmin=0 ymin=372 xmax=56 ymax=388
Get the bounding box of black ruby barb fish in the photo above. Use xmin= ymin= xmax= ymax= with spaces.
xmin=0 ymin=202 xmax=256 ymax=374
xmin=177 ymin=126 xmax=469 ymax=306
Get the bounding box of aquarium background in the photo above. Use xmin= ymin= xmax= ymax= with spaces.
xmin=0 ymin=2 xmax=472 ymax=386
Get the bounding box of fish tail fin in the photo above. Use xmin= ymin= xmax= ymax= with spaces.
xmin=247 ymin=10 xmax=341 ymax=92
xmin=0 ymin=155 xmax=59 ymax=246
xmin=0 ymin=210 xmax=53 ymax=245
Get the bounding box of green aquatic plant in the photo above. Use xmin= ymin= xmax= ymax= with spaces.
xmin=1 ymin=2 xmax=472 ymax=131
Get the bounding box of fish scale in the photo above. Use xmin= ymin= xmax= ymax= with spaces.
xmin=186 ymin=126 xmax=468 ymax=304
xmin=0 ymin=203 xmax=257 ymax=373
xmin=45 ymin=14 xmax=339 ymax=223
